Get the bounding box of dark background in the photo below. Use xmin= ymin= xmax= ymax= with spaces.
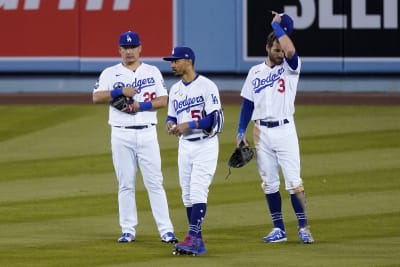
xmin=247 ymin=0 xmax=400 ymax=58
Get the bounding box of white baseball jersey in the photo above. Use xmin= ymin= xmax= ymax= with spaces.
xmin=167 ymin=74 xmax=222 ymax=206
xmin=241 ymin=58 xmax=301 ymax=120
xmin=94 ymin=62 xmax=174 ymax=238
xmin=167 ymin=75 xmax=222 ymax=139
xmin=241 ymin=57 xmax=303 ymax=194
xmin=94 ymin=62 xmax=168 ymax=126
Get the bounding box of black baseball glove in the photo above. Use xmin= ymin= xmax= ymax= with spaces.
xmin=225 ymin=141 xmax=255 ymax=180
xmin=228 ymin=141 xmax=255 ymax=168
xmin=110 ymin=95 xmax=136 ymax=114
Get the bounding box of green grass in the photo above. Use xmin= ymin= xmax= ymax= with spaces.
xmin=0 ymin=103 xmax=399 ymax=267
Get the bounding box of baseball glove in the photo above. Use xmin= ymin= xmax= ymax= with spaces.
xmin=225 ymin=141 xmax=255 ymax=180
xmin=228 ymin=141 xmax=255 ymax=168
xmin=110 ymin=95 xmax=136 ymax=114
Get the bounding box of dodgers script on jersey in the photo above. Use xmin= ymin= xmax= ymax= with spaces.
xmin=241 ymin=58 xmax=301 ymax=120
xmin=167 ymin=75 xmax=222 ymax=139
xmin=94 ymin=62 xmax=168 ymax=126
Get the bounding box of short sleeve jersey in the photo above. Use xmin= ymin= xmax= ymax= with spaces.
xmin=240 ymin=57 xmax=301 ymax=120
xmin=93 ymin=62 xmax=168 ymax=126
xmin=167 ymin=75 xmax=222 ymax=139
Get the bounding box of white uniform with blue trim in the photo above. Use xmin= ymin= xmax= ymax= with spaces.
xmin=93 ymin=62 xmax=174 ymax=238
xmin=241 ymin=58 xmax=303 ymax=193
xmin=97 ymin=62 xmax=165 ymax=126
xmin=167 ymin=75 xmax=223 ymax=205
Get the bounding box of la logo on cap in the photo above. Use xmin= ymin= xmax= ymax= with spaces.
xmin=119 ymin=31 xmax=141 ymax=46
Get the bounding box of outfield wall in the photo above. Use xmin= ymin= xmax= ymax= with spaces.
xmin=0 ymin=0 xmax=399 ymax=74
xmin=1 ymin=74 xmax=400 ymax=93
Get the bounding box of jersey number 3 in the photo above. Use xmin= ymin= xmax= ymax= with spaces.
xmin=277 ymin=79 xmax=285 ymax=93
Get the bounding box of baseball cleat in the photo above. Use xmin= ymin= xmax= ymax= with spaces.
xmin=262 ymin=228 xmax=287 ymax=243
xmin=118 ymin=233 xmax=135 ymax=243
xmin=161 ymin=232 xmax=178 ymax=243
xmin=298 ymin=227 xmax=314 ymax=244
xmin=172 ymin=235 xmax=206 ymax=256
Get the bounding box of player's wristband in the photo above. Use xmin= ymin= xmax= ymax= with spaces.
xmin=188 ymin=120 xmax=197 ymax=129
xmin=139 ymin=102 xmax=153 ymax=111
xmin=272 ymin=21 xmax=286 ymax=38
xmin=110 ymin=88 xmax=123 ymax=99
xmin=237 ymin=131 xmax=245 ymax=141
xmin=166 ymin=116 xmax=177 ymax=124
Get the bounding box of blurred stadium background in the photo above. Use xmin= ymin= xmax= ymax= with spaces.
xmin=1 ymin=0 xmax=399 ymax=97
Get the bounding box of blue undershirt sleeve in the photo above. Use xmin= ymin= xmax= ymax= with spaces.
xmin=188 ymin=112 xmax=215 ymax=130
xmin=286 ymin=51 xmax=299 ymax=70
xmin=238 ymin=98 xmax=254 ymax=136
xmin=198 ymin=112 xmax=213 ymax=129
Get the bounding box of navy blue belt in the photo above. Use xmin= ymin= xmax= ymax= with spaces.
xmin=186 ymin=135 xmax=208 ymax=142
xmin=260 ymin=119 xmax=289 ymax=128
xmin=115 ymin=124 xmax=155 ymax=129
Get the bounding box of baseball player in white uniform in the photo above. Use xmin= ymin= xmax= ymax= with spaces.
xmin=236 ymin=12 xmax=314 ymax=244
xmin=92 ymin=31 xmax=178 ymax=244
xmin=163 ymin=46 xmax=224 ymax=255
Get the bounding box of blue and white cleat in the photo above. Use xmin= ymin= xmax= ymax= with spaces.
xmin=161 ymin=232 xmax=179 ymax=243
xmin=118 ymin=233 xmax=135 ymax=243
xmin=262 ymin=228 xmax=287 ymax=243
xmin=298 ymin=227 xmax=314 ymax=244
xmin=172 ymin=235 xmax=206 ymax=256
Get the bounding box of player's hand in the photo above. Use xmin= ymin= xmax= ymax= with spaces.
xmin=166 ymin=121 xmax=177 ymax=135
xmin=236 ymin=133 xmax=249 ymax=147
xmin=174 ymin=122 xmax=190 ymax=137
xmin=122 ymin=87 xmax=138 ymax=98
xmin=271 ymin=10 xmax=281 ymax=24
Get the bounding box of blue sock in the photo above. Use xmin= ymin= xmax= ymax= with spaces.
xmin=186 ymin=207 xmax=192 ymax=223
xmin=188 ymin=203 xmax=207 ymax=239
xmin=265 ymin=192 xmax=285 ymax=231
xmin=290 ymin=192 xmax=308 ymax=228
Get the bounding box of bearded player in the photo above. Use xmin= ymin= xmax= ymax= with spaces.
xmin=163 ymin=46 xmax=224 ymax=255
xmin=235 ymin=12 xmax=314 ymax=244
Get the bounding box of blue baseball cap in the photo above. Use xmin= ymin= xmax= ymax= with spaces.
xmin=119 ymin=31 xmax=141 ymax=47
xmin=163 ymin=46 xmax=195 ymax=63
xmin=280 ymin=14 xmax=294 ymax=35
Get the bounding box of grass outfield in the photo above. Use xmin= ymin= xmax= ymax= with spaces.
xmin=0 ymin=104 xmax=399 ymax=267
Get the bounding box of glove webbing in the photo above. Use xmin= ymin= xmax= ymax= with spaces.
xmin=225 ymin=142 xmax=255 ymax=180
